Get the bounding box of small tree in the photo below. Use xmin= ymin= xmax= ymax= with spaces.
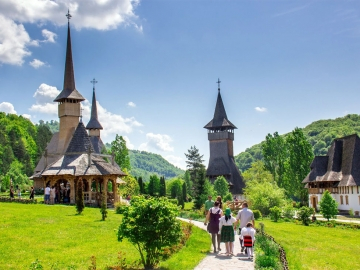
xmin=75 ymin=179 xmax=84 ymax=215
xmin=214 ymin=176 xmax=229 ymax=198
xmin=270 ymin=206 xmax=281 ymax=222
xmin=159 ymin=176 xmax=166 ymax=197
xmin=138 ymin=176 xmax=144 ymax=194
xmin=100 ymin=193 xmax=108 ymax=221
xmin=319 ymin=190 xmax=338 ymax=221
xmin=182 ymin=182 xmax=187 ymax=203
xmin=148 ymin=175 xmax=160 ymax=196
xmin=118 ymin=196 xmax=182 ymax=269
xmin=297 ymin=206 xmax=313 ymax=226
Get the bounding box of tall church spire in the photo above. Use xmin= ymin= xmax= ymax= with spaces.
xmin=54 ymin=10 xmax=85 ymax=102
xmin=86 ymin=78 xmax=103 ymax=130
xmin=204 ymin=79 xmax=237 ymax=130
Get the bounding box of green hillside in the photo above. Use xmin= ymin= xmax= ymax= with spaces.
xmin=129 ymin=150 xmax=184 ymax=180
xmin=235 ymin=114 xmax=360 ymax=172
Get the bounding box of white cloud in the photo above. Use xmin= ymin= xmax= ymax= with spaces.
xmin=0 ymin=102 xmax=17 ymax=114
xmin=29 ymin=83 xmax=60 ymax=115
xmin=255 ymin=107 xmax=267 ymax=113
xmin=0 ymin=0 xmax=142 ymax=65
xmin=29 ymin=83 xmax=143 ymax=142
xmin=122 ymin=135 xmax=134 ymax=149
xmin=165 ymin=155 xmax=185 ymax=170
xmin=0 ymin=14 xmax=32 ymax=65
xmin=29 ymin=59 xmax=45 ymax=69
xmin=42 ymin=29 xmax=57 ymax=43
xmin=138 ymin=133 xmax=174 ymax=152
xmin=22 ymin=114 xmax=31 ymax=119
xmin=127 ymin=101 xmax=136 ymax=107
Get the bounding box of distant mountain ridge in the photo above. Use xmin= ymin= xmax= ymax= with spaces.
xmin=235 ymin=114 xmax=360 ymax=172
xmin=129 ymin=150 xmax=184 ymax=180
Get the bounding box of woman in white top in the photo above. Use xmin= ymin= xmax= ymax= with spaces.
xmin=50 ymin=186 xmax=56 ymax=205
xmin=219 ymin=208 xmax=237 ymax=255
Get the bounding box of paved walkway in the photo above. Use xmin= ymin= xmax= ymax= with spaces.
xmin=178 ymin=218 xmax=254 ymax=270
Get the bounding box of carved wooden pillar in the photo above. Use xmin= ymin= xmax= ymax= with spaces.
xmin=103 ymin=177 xmax=108 ymax=203
xmin=70 ymin=178 xmax=75 ymax=204
xmin=114 ymin=178 xmax=119 ymax=203
xmin=88 ymin=178 xmax=92 ymax=202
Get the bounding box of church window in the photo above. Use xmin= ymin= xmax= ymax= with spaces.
xmin=352 ymin=186 xmax=354 ymax=194
xmin=357 ymin=186 xmax=359 ymax=194
xmin=347 ymin=186 xmax=350 ymax=194
xmin=345 ymin=195 xmax=349 ymax=205
xmin=340 ymin=196 xmax=343 ymax=205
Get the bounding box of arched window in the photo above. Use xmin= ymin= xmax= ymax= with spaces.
xmin=340 ymin=195 xmax=343 ymax=205
xmin=345 ymin=195 xmax=349 ymax=205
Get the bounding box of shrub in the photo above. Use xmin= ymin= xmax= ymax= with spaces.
xmin=297 ymin=206 xmax=313 ymax=226
xmin=115 ymin=201 xmax=129 ymax=214
xmin=168 ymin=198 xmax=178 ymax=205
xmin=118 ymin=196 xmax=182 ymax=269
xmin=282 ymin=205 xmax=295 ymax=219
xmin=75 ymin=179 xmax=84 ymax=215
xmin=349 ymin=208 xmax=354 ymax=217
xmin=223 ymin=192 xmax=233 ymax=202
xmin=100 ymin=193 xmax=108 ymax=221
xmin=253 ymin=209 xmax=262 ymax=220
xmin=270 ymin=206 xmax=281 ymax=222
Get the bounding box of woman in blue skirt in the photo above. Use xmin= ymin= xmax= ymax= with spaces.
xmin=219 ymin=208 xmax=237 ymax=255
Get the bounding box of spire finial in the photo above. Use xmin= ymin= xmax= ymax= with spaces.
xmin=66 ymin=9 xmax=72 ymax=23
xmin=90 ymin=78 xmax=98 ymax=90
xmin=216 ymin=78 xmax=221 ymax=92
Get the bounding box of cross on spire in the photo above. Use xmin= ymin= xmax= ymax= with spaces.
xmin=216 ymin=78 xmax=221 ymax=92
xmin=90 ymin=78 xmax=98 ymax=90
xmin=66 ymin=10 xmax=72 ymax=22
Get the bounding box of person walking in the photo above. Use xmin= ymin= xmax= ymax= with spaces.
xmin=204 ymin=195 xmax=214 ymax=216
xmin=216 ymin=196 xmax=223 ymax=209
xmin=44 ymin=185 xmax=51 ymax=204
xmin=16 ymin=185 xmax=21 ymax=199
xmin=50 ymin=186 xmax=56 ymax=205
xmin=204 ymin=201 xmax=223 ymax=253
xmin=219 ymin=208 xmax=237 ymax=256
xmin=241 ymin=222 xmax=256 ymax=259
xmin=29 ymin=187 xmax=35 ymax=200
xmin=10 ymin=186 xmax=14 ymax=199
xmin=236 ymin=202 xmax=255 ymax=253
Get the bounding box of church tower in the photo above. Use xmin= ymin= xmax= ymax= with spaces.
xmin=86 ymin=78 xmax=105 ymax=153
xmin=53 ymin=11 xmax=85 ymax=153
xmin=204 ymin=79 xmax=245 ymax=195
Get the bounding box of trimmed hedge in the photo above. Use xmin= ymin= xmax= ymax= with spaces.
xmin=0 ymin=197 xmax=37 ymax=204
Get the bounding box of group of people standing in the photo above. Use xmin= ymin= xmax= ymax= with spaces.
xmin=204 ymin=195 xmax=256 ymax=259
xmin=44 ymin=185 xmax=70 ymax=204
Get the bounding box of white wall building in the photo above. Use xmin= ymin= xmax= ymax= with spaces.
xmin=303 ymin=134 xmax=360 ymax=216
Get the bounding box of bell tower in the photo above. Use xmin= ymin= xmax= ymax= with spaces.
xmin=53 ymin=11 xmax=85 ymax=153
xmin=204 ymin=79 xmax=245 ymax=195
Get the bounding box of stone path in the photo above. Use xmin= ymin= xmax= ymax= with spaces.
xmin=178 ymin=218 xmax=254 ymax=270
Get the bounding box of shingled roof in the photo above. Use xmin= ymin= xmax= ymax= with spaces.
xmin=66 ymin=121 xmax=94 ymax=153
xmin=86 ymin=88 xmax=103 ymax=130
xmin=303 ymin=134 xmax=360 ymax=186
xmin=54 ymin=22 xmax=85 ymax=102
xmin=204 ymin=91 xmax=237 ymax=130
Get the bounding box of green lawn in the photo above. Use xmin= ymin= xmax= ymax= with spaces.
xmin=260 ymin=219 xmax=360 ymax=270
xmin=0 ymin=203 xmax=209 ymax=269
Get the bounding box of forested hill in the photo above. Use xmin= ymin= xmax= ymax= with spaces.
xmin=235 ymin=114 xmax=360 ymax=172
xmin=0 ymin=113 xmax=52 ymax=189
xmin=129 ymin=150 xmax=184 ymax=180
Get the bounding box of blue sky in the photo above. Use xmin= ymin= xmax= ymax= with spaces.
xmin=1 ymin=0 xmax=360 ymax=170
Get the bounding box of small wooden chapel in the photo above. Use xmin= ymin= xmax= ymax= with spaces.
xmin=31 ymin=13 xmax=126 ymax=206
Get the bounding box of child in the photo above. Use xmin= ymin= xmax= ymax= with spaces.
xmin=241 ymin=222 xmax=256 ymax=259
xmin=219 ymin=208 xmax=237 ymax=256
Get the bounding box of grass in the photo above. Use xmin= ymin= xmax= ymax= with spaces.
xmin=0 ymin=203 xmax=209 ymax=269
xmin=259 ymin=219 xmax=360 ymax=270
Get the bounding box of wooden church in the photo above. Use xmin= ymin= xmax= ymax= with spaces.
xmin=303 ymin=134 xmax=360 ymax=215
xmin=31 ymin=13 xmax=126 ymax=206
xmin=204 ymin=81 xmax=245 ymax=196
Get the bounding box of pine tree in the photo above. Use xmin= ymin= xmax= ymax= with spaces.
xmin=185 ymin=146 xmax=205 ymax=186
xmin=75 ymin=179 xmax=85 ymax=215
xmin=193 ymin=167 xmax=206 ymax=210
xmin=159 ymin=176 xmax=166 ymax=197
xmin=137 ymin=176 xmax=144 ymax=194
xmin=319 ymin=190 xmax=338 ymax=221
xmin=182 ymin=182 xmax=187 ymax=202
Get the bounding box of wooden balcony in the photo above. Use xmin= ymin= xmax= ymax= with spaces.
xmin=308 ymin=188 xmax=338 ymax=194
